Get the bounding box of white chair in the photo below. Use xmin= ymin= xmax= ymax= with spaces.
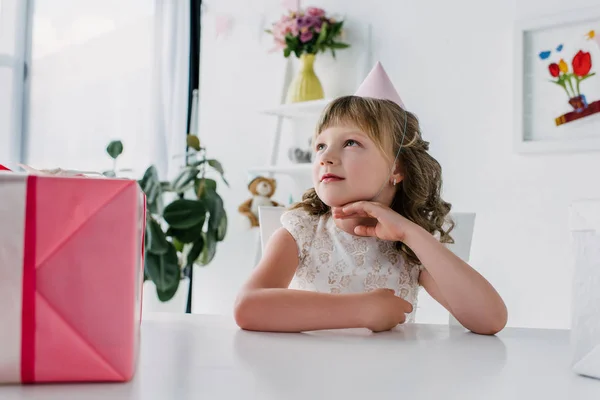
xmin=257 ymin=206 xmax=476 ymax=326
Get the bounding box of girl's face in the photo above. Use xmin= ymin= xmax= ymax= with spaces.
xmin=312 ymin=124 xmax=400 ymax=208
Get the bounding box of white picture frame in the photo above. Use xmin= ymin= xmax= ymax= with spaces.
xmin=514 ymin=8 xmax=600 ymax=154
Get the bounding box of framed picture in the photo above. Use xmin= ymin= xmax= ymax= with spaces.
xmin=514 ymin=8 xmax=600 ymax=154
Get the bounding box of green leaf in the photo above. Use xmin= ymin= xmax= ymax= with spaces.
xmin=156 ymin=278 xmax=180 ymax=302
xmin=203 ymin=188 xmax=225 ymax=235
xmin=330 ymin=21 xmax=344 ymax=37
xmin=166 ymin=220 xmax=205 ymax=244
xmin=144 ymin=242 xmax=180 ymax=293
xmin=160 ymin=181 xmax=172 ymax=191
xmin=207 ymin=159 xmax=224 ymax=175
xmin=207 ymin=159 xmax=229 ymax=187
xmin=139 ymin=166 xmax=164 ymax=215
xmin=147 ymin=181 xmax=159 ymax=205
xmin=172 ymin=237 xmax=184 ymax=252
xmin=106 ymin=140 xmax=123 ymax=159
xmin=140 ymin=166 xmax=160 ymax=191
xmin=578 ymin=72 xmax=596 ymax=82
xmin=186 ymin=236 xmax=205 ymax=266
xmin=172 ymin=166 xmax=199 ymax=192
xmin=146 ymin=218 xmax=170 ymax=255
xmin=192 ymin=186 xmax=226 ymax=265
xmin=195 ymin=178 xmax=217 ymax=198
xmin=316 ymin=22 xmax=328 ymax=46
xmin=285 ymin=34 xmax=297 ymax=48
xmin=186 ymin=135 xmax=201 ymax=151
xmin=217 ymin=212 xmax=227 ymax=242
xmin=199 ymin=231 xmax=218 ymax=266
xmin=284 ymin=48 xmax=291 ymax=58
xmin=163 ymin=199 xmax=206 ymax=229
xmin=330 ymin=42 xmax=350 ymax=49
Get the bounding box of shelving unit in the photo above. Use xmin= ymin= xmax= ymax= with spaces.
xmin=248 ymin=60 xmax=330 ymax=265
xmin=250 ymin=57 xmax=330 ymax=188
xmin=250 ymin=98 xmax=324 ymax=204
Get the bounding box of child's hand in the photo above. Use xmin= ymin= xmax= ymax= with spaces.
xmin=332 ymin=201 xmax=417 ymax=242
xmin=360 ymin=288 xmax=414 ymax=332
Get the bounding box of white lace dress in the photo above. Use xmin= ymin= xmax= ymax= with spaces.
xmin=280 ymin=208 xmax=423 ymax=322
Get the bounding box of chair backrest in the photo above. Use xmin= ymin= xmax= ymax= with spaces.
xmin=444 ymin=212 xmax=476 ymax=263
xmin=257 ymin=206 xmax=476 ymax=325
xmin=258 ymin=206 xmax=287 ymax=253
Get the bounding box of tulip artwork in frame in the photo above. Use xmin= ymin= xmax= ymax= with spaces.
xmin=514 ymin=9 xmax=600 ymax=153
xmin=542 ymin=38 xmax=598 ymax=126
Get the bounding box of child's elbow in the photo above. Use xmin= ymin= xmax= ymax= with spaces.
xmin=233 ymin=291 xmax=259 ymax=330
xmin=473 ymin=306 xmax=508 ymax=336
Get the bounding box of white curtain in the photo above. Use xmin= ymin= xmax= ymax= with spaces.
xmin=0 ymin=0 xmax=28 ymax=169
xmin=22 ymin=0 xmax=191 ymax=182
xmin=150 ymin=0 xmax=191 ymax=181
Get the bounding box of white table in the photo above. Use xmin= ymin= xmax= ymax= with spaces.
xmin=1 ymin=312 xmax=599 ymax=399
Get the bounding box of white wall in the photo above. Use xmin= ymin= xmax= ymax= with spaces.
xmin=193 ymin=0 xmax=600 ymax=330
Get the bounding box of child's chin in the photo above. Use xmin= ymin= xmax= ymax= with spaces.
xmin=321 ymin=194 xmax=370 ymax=208
xmin=317 ymin=194 xmax=344 ymax=208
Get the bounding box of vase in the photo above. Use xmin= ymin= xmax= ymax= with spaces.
xmin=569 ymin=95 xmax=588 ymax=113
xmin=286 ymin=53 xmax=324 ymax=104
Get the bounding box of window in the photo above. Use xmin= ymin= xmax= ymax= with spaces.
xmin=24 ymin=0 xmax=158 ymax=176
xmin=0 ymin=0 xmax=28 ymax=169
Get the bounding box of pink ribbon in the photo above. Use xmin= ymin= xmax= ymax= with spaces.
xmin=21 ymin=175 xmax=36 ymax=383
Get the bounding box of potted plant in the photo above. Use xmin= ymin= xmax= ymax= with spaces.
xmin=104 ymin=135 xmax=228 ymax=312
xmin=265 ymin=6 xmax=350 ymax=103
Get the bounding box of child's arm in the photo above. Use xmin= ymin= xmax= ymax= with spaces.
xmin=234 ymin=227 xmax=412 ymax=332
xmin=333 ymin=201 xmax=508 ymax=336
xmin=407 ymin=226 xmax=508 ymax=335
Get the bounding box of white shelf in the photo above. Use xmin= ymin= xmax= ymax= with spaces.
xmin=260 ymin=98 xmax=332 ymax=118
xmin=248 ymin=164 xmax=312 ymax=176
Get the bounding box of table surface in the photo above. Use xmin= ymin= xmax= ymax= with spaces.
xmin=1 ymin=312 xmax=599 ymax=399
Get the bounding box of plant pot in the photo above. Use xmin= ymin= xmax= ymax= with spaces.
xmin=142 ymin=278 xmax=189 ymax=316
xmin=286 ymin=53 xmax=324 ymax=104
xmin=569 ymin=95 xmax=588 ymax=113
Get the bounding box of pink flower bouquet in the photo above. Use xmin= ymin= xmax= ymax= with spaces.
xmin=266 ymin=7 xmax=349 ymax=58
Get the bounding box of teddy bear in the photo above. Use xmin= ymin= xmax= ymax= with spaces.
xmin=238 ymin=176 xmax=282 ymax=227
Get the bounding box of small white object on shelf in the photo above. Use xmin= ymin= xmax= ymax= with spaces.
xmin=260 ymin=98 xmax=332 ymax=118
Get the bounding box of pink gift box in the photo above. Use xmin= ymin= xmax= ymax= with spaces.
xmin=0 ymin=170 xmax=146 ymax=384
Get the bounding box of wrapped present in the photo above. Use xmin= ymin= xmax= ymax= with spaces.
xmin=0 ymin=168 xmax=146 ymax=384
xmin=569 ymin=199 xmax=600 ymax=380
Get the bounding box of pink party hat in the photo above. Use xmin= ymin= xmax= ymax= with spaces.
xmin=354 ymin=62 xmax=405 ymax=109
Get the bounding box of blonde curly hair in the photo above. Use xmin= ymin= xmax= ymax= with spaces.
xmin=290 ymin=95 xmax=454 ymax=267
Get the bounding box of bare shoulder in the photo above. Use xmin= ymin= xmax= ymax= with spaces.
xmin=239 ymin=227 xmax=300 ymax=291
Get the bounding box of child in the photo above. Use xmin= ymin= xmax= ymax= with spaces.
xmin=234 ymin=62 xmax=507 ymax=335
